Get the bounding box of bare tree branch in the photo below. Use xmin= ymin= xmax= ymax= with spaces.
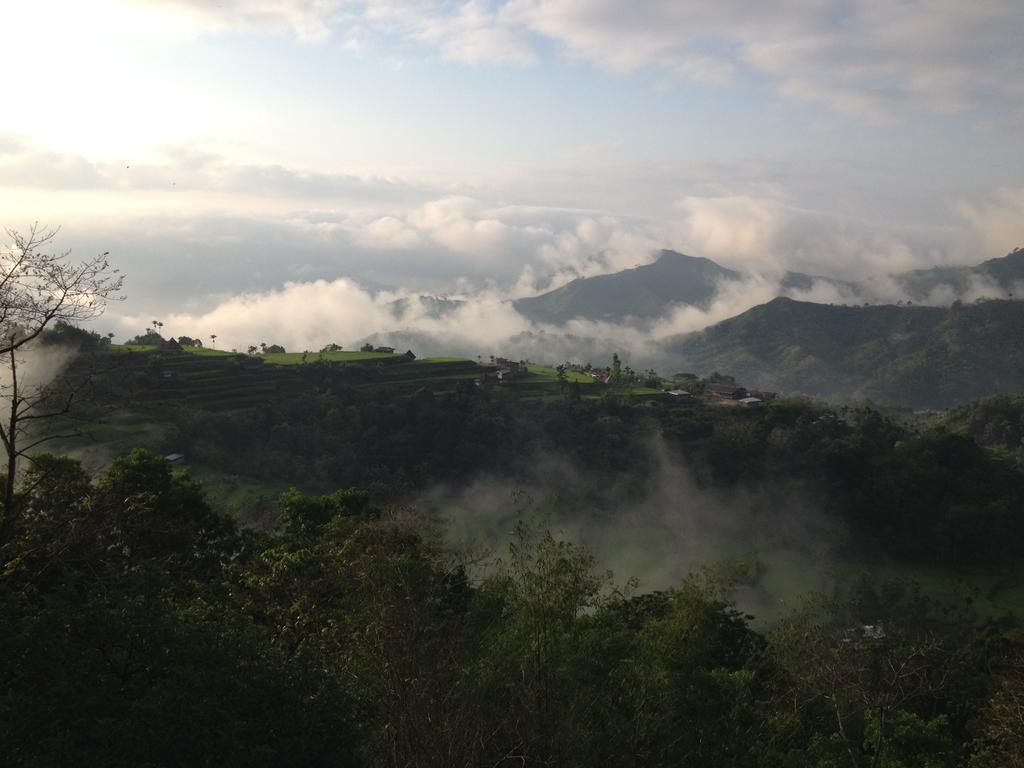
xmin=0 ymin=225 xmax=123 ymax=547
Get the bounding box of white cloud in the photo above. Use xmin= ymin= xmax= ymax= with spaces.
xmin=953 ymin=187 xmax=1024 ymax=258
xmin=671 ymin=192 xmax=965 ymax=280
xmin=115 ymin=276 xmax=532 ymax=353
xmin=138 ymin=0 xmax=1024 ymax=119
xmin=127 ymin=0 xmax=348 ymax=41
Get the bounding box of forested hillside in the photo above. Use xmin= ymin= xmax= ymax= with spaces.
xmin=666 ymin=297 xmax=1024 ymax=407
xmin=935 ymin=393 xmax=1024 ymax=463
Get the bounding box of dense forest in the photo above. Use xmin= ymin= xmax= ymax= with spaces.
xmin=2 ymin=450 xmax=1023 ymax=766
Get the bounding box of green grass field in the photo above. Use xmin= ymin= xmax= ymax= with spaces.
xmin=261 ymin=350 xmax=398 ymax=364
xmin=526 ymin=365 xmax=597 ymax=384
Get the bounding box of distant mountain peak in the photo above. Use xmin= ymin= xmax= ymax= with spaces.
xmin=512 ymin=249 xmax=740 ymax=324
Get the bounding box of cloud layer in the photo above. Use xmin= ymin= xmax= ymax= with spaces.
xmin=141 ymin=0 xmax=1024 ymax=120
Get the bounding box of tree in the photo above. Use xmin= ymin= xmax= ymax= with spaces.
xmin=210 ymin=333 xmax=217 ymax=349
xmin=0 ymin=225 xmax=122 ymax=544
xmin=971 ymin=647 xmax=1024 ymax=767
xmin=770 ymin=585 xmax=956 ymax=768
xmin=556 ymin=363 xmax=568 ymax=395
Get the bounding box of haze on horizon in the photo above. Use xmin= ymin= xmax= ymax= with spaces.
xmin=2 ymin=0 xmax=1023 ymax=351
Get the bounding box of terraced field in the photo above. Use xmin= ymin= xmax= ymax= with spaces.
xmin=99 ymin=345 xmax=663 ymax=408
xmin=115 ymin=349 xmax=310 ymax=412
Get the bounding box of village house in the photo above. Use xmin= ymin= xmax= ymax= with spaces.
xmin=494 ymin=358 xmax=528 ymax=382
xmin=705 ymin=383 xmax=748 ymax=400
xmin=374 ymin=346 xmax=395 ymax=354
xmin=739 ymin=396 xmax=763 ymax=407
xmin=496 ymin=367 xmax=525 ymax=382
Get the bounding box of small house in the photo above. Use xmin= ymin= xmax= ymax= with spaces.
xmin=158 ymin=338 xmax=183 ymax=353
xmin=739 ymin=396 xmax=763 ymax=407
xmin=494 ymin=358 xmax=527 ymax=381
xmin=374 ymin=346 xmax=395 ymax=354
xmin=706 ymin=383 xmax=748 ymax=399
xmin=164 ymin=453 xmax=185 ymax=465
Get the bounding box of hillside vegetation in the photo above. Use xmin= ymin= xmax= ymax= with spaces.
xmin=934 ymin=393 xmax=1024 ymax=464
xmin=667 ymin=297 xmax=1024 ymax=407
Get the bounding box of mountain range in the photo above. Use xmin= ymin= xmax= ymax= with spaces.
xmin=374 ymin=246 xmax=1024 ymax=407
xmin=512 ymin=247 xmax=1024 ymax=326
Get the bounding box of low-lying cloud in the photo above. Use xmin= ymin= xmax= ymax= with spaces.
xmin=112 ymin=250 xmax=996 ymax=370
xmin=423 ymin=435 xmax=840 ymax=613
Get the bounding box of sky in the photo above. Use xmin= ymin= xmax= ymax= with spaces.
xmin=1 ymin=0 xmax=1023 ymax=350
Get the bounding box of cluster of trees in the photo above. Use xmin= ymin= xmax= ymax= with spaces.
xmin=39 ymin=320 xmax=113 ymax=350
xmin=559 ymin=355 xmax=662 ymax=388
xmin=938 ymin=394 xmax=1024 ymax=466
xmin=1 ymin=450 xmax=1021 ymax=766
xmin=245 ymin=342 xmax=287 ymax=355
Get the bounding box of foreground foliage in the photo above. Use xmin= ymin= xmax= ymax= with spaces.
xmin=2 ymin=451 xmax=1022 ymax=767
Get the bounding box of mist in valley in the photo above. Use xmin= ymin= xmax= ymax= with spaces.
xmin=417 ymin=434 xmax=843 ymax=620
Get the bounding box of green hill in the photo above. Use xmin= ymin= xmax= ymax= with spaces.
xmin=665 ymin=297 xmax=1024 ymax=407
